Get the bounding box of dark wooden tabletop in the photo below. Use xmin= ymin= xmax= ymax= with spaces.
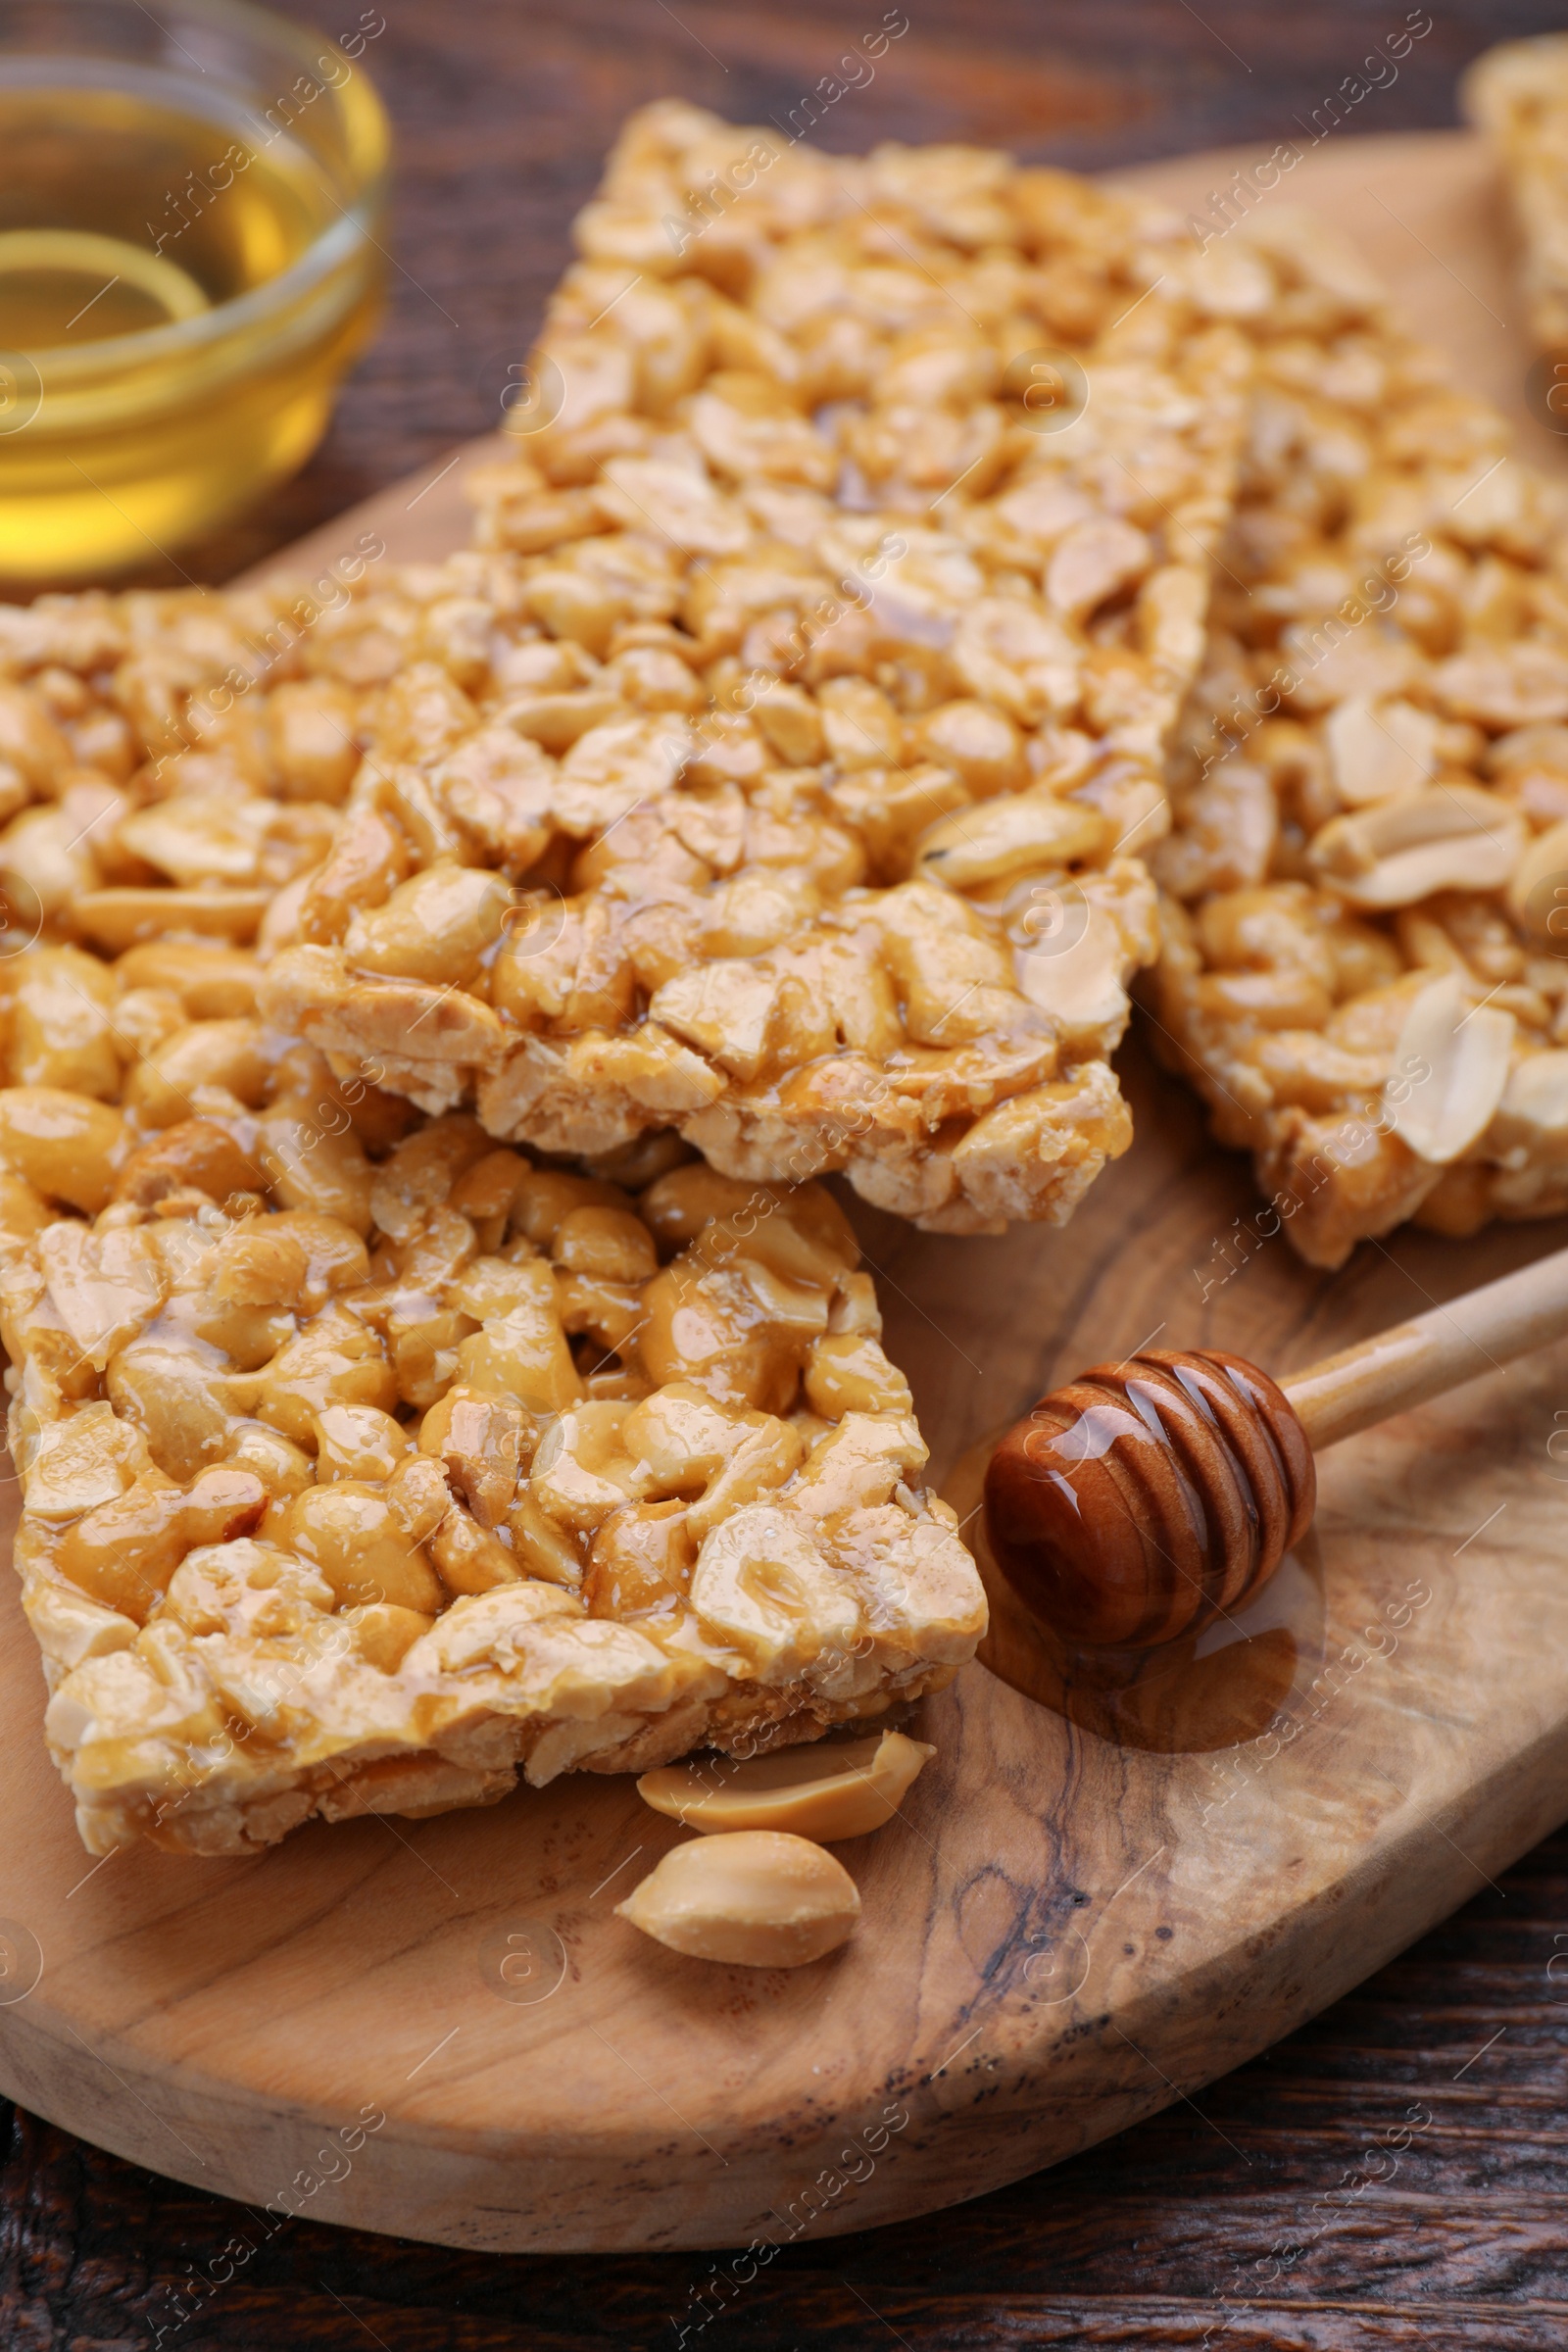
xmin=8 ymin=2 xmax=1568 ymax=2345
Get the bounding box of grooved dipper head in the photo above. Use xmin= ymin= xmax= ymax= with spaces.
xmin=983 ymin=1348 xmax=1316 ymax=1647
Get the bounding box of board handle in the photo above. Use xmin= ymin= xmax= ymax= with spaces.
xmin=1282 ymin=1245 xmax=1568 ymax=1450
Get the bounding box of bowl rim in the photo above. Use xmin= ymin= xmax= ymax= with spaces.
xmin=0 ymin=0 xmax=391 ymax=379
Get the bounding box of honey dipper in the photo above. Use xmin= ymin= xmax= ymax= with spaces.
xmin=984 ymin=1247 xmax=1568 ymax=1649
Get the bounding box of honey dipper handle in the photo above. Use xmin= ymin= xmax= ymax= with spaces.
xmin=1281 ymin=1246 xmax=1568 ymax=1451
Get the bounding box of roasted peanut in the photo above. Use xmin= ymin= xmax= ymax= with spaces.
xmin=616 ymin=1831 xmax=861 ymax=1965
xmin=314 ymin=1403 xmax=413 ymax=1484
xmin=267 ymin=678 xmax=363 ymax=802
xmin=638 ymin=1729 xmax=934 ymax=1839
xmin=121 ymin=1018 xmax=276 ymax=1127
xmin=56 ymin=1466 xmax=269 ymax=1619
xmin=0 ymin=1086 xmax=126 ymax=1212
xmin=343 ymin=865 xmax=514 ymax=987
xmin=287 ymin=1482 xmax=446 ymax=1613
xmin=113 ymin=1119 xmax=263 ymax=1210
xmin=241 ymin=1307 xmax=397 ymax=1442
xmin=8 ymin=947 xmax=122 ymax=1099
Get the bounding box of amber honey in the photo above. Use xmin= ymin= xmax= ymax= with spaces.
xmin=0 ymin=2 xmax=388 ymax=582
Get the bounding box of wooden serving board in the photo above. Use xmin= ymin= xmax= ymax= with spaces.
xmin=0 ymin=130 xmax=1564 ymax=2257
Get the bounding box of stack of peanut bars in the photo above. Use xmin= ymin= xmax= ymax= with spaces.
xmin=0 ymin=81 xmax=1562 ymax=1853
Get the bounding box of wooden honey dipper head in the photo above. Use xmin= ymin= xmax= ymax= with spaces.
xmin=983 ymin=1244 xmax=1568 ymax=1651
xmin=985 ymin=1349 xmax=1315 ymax=1649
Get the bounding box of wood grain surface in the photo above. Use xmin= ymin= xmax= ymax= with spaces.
xmin=7 ymin=0 xmax=1568 ymax=2342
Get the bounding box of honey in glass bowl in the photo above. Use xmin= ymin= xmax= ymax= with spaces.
xmin=0 ymin=0 xmax=390 ymax=583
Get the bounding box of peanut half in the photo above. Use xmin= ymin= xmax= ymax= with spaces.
xmin=636 ymin=1729 xmax=934 ymax=1841
xmin=615 ymin=1831 xmax=860 ymax=1967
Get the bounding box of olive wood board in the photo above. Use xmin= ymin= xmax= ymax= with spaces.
xmin=0 ymin=128 xmax=1564 ymax=2256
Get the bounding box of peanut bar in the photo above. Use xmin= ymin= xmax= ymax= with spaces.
xmin=1150 ymin=211 xmax=1568 ymax=1266
xmin=0 ymin=954 xmax=982 ymax=1855
xmin=187 ymin=104 xmax=1252 ymax=1231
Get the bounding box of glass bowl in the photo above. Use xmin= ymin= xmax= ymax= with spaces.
xmin=0 ymin=0 xmax=391 ymax=583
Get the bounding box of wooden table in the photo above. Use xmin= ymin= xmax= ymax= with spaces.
xmin=8 ymin=2 xmax=1568 ymax=2344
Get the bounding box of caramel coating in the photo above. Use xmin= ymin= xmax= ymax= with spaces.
xmin=984 ymin=1348 xmax=1315 ymax=1647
